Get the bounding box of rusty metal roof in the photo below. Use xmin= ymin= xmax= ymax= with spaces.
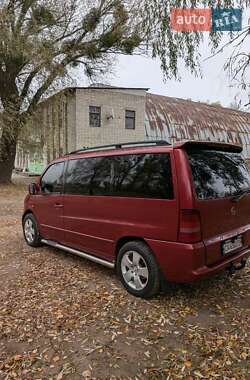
xmin=145 ymin=93 xmax=250 ymax=157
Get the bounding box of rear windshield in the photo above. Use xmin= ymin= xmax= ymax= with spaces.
xmin=187 ymin=149 xmax=250 ymax=200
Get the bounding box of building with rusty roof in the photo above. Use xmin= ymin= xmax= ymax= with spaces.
xmin=146 ymin=93 xmax=250 ymax=158
xmin=15 ymin=87 xmax=250 ymax=173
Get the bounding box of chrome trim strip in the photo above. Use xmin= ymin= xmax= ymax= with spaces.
xmin=41 ymin=239 xmax=115 ymax=269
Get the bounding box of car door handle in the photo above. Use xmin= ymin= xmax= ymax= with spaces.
xmin=54 ymin=203 xmax=64 ymax=208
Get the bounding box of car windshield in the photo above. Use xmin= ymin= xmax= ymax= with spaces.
xmin=187 ymin=149 xmax=250 ymax=200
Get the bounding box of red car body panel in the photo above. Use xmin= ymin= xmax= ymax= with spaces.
xmin=32 ymin=193 xmax=65 ymax=242
xmin=62 ymin=195 xmax=179 ymax=261
xmin=145 ymin=239 xmax=250 ymax=282
xmin=23 ymin=141 xmax=250 ymax=283
xmin=173 ymin=148 xmax=250 ymax=267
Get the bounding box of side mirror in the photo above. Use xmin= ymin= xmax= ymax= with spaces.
xmin=28 ymin=183 xmax=38 ymax=195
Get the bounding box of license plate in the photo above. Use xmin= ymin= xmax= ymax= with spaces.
xmin=222 ymin=235 xmax=243 ymax=256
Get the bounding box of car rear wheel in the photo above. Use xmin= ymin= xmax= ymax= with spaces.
xmin=23 ymin=214 xmax=41 ymax=247
xmin=117 ymin=241 xmax=160 ymax=298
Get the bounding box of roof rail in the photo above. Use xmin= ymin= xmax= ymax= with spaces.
xmin=69 ymin=140 xmax=171 ymax=155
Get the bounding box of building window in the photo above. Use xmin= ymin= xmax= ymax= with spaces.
xmin=125 ymin=110 xmax=135 ymax=130
xmin=89 ymin=106 xmax=101 ymax=128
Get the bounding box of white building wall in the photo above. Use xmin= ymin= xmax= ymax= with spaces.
xmin=74 ymin=88 xmax=146 ymax=149
xmin=66 ymin=94 xmax=76 ymax=153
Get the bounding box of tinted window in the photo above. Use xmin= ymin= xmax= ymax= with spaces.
xmin=65 ymin=153 xmax=173 ymax=199
xmin=111 ymin=154 xmax=173 ymax=199
xmin=187 ymin=150 xmax=250 ymax=200
xmin=65 ymin=157 xmax=111 ymax=195
xmin=41 ymin=162 xmax=64 ymax=194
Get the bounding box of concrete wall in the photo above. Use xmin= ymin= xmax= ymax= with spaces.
xmin=15 ymin=91 xmax=73 ymax=172
xmin=75 ymin=88 xmax=146 ymax=149
xmin=15 ymin=87 xmax=147 ymax=172
xmin=40 ymin=93 xmax=74 ymax=161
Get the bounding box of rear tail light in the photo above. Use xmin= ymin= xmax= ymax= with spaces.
xmin=179 ymin=209 xmax=202 ymax=243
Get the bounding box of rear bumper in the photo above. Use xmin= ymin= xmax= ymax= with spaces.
xmin=145 ymin=238 xmax=250 ymax=283
xmin=191 ymin=248 xmax=250 ymax=280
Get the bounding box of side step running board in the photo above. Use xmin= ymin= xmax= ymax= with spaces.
xmin=41 ymin=239 xmax=115 ymax=269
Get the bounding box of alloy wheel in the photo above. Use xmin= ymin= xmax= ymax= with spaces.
xmin=24 ymin=218 xmax=35 ymax=244
xmin=121 ymin=250 xmax=149 ymax=291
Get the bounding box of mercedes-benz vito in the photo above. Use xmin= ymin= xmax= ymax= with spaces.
xmin=22 ymin=140 xmax=250 ymax=298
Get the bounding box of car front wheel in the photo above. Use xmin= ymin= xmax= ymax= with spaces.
xmin=117 ymin=241 xmax=160 ymax=298
xmin=23 ymin=214 xmax=41 ymax=247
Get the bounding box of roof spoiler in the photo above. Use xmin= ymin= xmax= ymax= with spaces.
xmin=174 ymin=140 xmax=243 ymax=153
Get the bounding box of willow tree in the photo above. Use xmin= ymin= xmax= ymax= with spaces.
xmin=0 ymin=0 xmax=141 ymax=183
xmin=143 ymin=0 xmax=250 ymax=83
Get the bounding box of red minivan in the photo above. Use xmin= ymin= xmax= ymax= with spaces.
xmin=22 ymin=140 xmax=250 ymax=298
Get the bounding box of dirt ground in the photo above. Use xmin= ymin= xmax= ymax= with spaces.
xmin=0 ymin=180 xmax=249 ymax=380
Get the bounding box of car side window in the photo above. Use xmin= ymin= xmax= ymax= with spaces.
xmin=41 ymin=162 xmax=64 ymax=194
xmin=111 ymin=153 xmax=174 ymax=199
xmin=64 ymin=157 xmax=112 ymax=195
xmin=64 ymin=153 xmax=173 ymax=199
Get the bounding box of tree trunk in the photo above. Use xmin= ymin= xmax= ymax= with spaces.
xmin=0 ymin=151 xmax=16 ymax=183
xmin=0 ymin=114 xmax=19 ymax=184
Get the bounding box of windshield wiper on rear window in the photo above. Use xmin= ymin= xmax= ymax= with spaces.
xmin=231 ymin=189 xmax=250 ymax=203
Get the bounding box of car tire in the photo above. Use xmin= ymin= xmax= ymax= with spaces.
xmin=23 ymin=213 xmax=42 ymax=247
xmin=117 ymin=241 xmax=160 ymax=298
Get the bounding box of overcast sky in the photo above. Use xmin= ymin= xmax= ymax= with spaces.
xmin=113 ymin=52 xmax=239 ymax=107
xmin=84 ymin=41 xmax=248 ymax=109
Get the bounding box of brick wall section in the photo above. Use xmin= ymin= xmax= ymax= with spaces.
xmin=75 ymin=88 xmax=146 ymax=149
xmin=16 ymin=91 xmax=74 ymax=170
xmin=66 ymin=93 xmax=76 ymax=152
xmin=15 ymin=87 xmax=147 ymax=170
xmin=40 ymin=93 xmax=72 ymax=161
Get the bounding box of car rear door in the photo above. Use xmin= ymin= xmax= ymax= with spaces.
xmin=186 ymin=148 xmax=250 ymax=265
xmin=34 ymin=161 xmax=65 ymax=243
